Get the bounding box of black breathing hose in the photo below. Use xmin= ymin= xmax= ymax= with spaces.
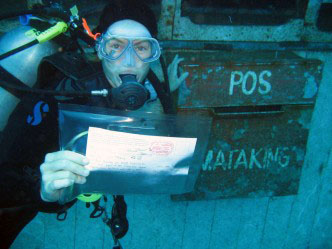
xmin=0 ymin=78 xmax=108 ymax=97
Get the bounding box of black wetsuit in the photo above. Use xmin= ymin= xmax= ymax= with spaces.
xmin=0 ymin=49 xmax=172 ymax=248
xmin=0 ymin=71 xmax=114 ymax=248
xmin=0 ymin=74 xmax=171 ymax=249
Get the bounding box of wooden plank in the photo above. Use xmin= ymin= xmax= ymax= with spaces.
xmin=209 ymin=199 xmax=243 ymax=249
xmin=282 ymin=52 xmax=332 ymax=249
xmin=130 ymin=194 xmax=187 ymax=249
xmin=236 ymin=198 xmax=269 ymax=249
xmin=181 ymin=200 xmax=216 ymax=249
xmin=74 ymin=199 xmax=105 ymax=249
xmin=259 ymin=196 xmax=295 ymax=249
xmin=308 ymin=150 xmax=332 ymax=248
xmin=43 ymin=203 xmax=77 ymax=249
xmin=10 ymin=212 xmax=45 ymax=249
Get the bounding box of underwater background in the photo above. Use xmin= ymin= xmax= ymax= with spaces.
xmin=1 ymin=0 xmax=331 ymax=248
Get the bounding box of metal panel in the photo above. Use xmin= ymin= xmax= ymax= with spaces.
xmin=167 ymin=50 xmax=323 ymax=108
xmin=180 ymin=0 xmax=306 ymax=26
xmin=171 ymin=0 xmax=332 ymax=42
xmin=172 ymin=106 xmax=312 ymax=201
xmin=167 ymin=50 xmax=323 ymax=201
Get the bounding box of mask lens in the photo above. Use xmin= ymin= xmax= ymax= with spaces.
xmin=133 ymin=39 xmax=152 ymax=60
xmin=103 ymin=38 xmax=129 ymax=59
xmin=133 ymin=39 xmax=160 ymax=62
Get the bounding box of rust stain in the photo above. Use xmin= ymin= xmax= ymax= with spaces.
xmin=167 ymin=5 xmax=174 ymax=13
xmin=223 ymin=60 xmax=236 ymax=69
xmin=166 ymin=20 xmax=173 ymax=26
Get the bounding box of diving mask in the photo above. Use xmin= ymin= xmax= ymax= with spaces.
xmin=97 ymin=35 xmax=161 ymax=65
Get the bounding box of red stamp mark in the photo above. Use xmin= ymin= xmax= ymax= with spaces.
xmin=150 ymin=141 xmax=174 ymax=156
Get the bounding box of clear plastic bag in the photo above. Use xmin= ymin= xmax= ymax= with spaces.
xmin=58 ymin=103 xmax=211 ymax=203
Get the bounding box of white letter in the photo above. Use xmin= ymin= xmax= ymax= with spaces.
xmin=214 ymin=150 xmax=226 ymax=170
xmin=228 ymin=149 xmax=239 ymax=169
xmin=258 ymin=70 xmax=272 ymax=95
xmin=249 ymin=148 xmax=263 ymax=169
xmin=242 ymin=71 xmax=257 ymax=95
xmin=202 ymin=150 xmax=213 ymax=171
xmin=266 ymin=147 xmax=279 ymax=168
xmin=278 ymin=147 xmax=290 ymax=168
xmin=229 ymin=71 xmax=243 ymax=95
xmin=234 ymin=149 xmax=248 ymax=169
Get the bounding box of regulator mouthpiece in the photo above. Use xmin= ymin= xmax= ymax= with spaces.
xmin=110 ymin=74 xmax=148 ymax=110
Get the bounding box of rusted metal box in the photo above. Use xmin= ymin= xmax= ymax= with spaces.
xmin=166 ymin=50 xmax=323 ymax=201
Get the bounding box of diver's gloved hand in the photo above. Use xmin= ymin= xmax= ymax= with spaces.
xmin=168 ymin=54 xmax=189 ymax=92
xmin=40 ymin=151 xmax=90 ymax=202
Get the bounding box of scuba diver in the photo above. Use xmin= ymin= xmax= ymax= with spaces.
xmin=0 ymin=0 xmax=188 ymax=248
xmin=40 ymin=20 xmax=167 ymax=200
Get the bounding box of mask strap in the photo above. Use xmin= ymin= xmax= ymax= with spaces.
xmin=147 ymin=67 xmax=175 ymax=114
xmin=159 ymin=54 xmax=171 ymax=95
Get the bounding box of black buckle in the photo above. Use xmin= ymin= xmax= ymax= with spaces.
xmin=56 ymin=210 xmax=67 ymax=221
xmin=89 ymin=197 xmax=105 ymax=218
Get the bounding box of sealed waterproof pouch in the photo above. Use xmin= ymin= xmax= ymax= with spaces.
xmin=58 ymin=103 xmax=211 ymax=204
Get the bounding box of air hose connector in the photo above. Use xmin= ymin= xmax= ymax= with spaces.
xmin=91 ymin=89 xmax=109 ymax=97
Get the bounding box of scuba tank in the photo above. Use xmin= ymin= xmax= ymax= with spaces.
xmin=0 ymin=25 xmax=60 ymax=130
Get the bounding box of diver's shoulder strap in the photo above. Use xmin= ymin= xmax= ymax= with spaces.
xmin=37 ymin=52 xmax=103 ymax=89
xmin=147 ymin=70 xmax=175 ymax=114
xmin=0 ymin=66 xmax=27 ymax=99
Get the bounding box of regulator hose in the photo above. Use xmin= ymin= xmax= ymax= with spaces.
xmin=0 ymin=78 xmax=108 ymax=97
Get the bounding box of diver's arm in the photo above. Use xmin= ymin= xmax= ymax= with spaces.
xmin=0 ymin=161 xmax=42 ymax=208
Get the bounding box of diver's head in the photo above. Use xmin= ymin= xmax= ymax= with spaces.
xmin=97 ymin=19 xmax=160 ymax=88
xmin=94 ymin=0 xmax=158 ymax=89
